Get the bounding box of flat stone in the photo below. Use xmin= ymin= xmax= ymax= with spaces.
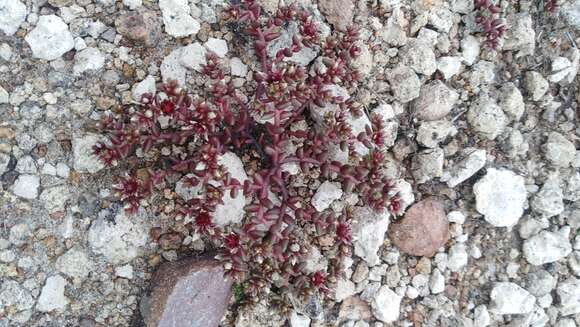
xmin=441 ymin=149 xmax=486 ymax=187
xmin=387 ymin=66 xmax=421 ymax=103
xmin=180 ymin=43 xmax=207 ymax=71
xmin=467 ymin=95 xmax=507 ymax=140
xmin=490 ymin=282 xmax=536 ymax=315
xmin=73 ymin=47 xmax=105 ymax=75
xmin=557 ymin=277 xmax=580 ymax=316
xmin=352 ymin=206 xmax=390 ymax=266
xmin=389 ymin=198 xmax=448 ymax=257
xmin=531 ymin=175 xmax=564 ymax=218
xmin=161 ymin=47 xmax=187 ymax=85
xmin=523 ymin=230 xmax=572 ymax=265
xmin=371 ymin=286 xmax=402 ymax=323
xmin=132 ymin=75 xmax=156 ymax=101
xmin=115 ymin=10 xmax=162 ymax=47
xmin=204 ymin=38 xmax=228 ymax=58
xmin=311 ymin=181 xmax=343 ymax=212
xmin=473 ymin=168 xmax=526 ymax=227
xmin=37 ymin=275 xmax=69 ymax=312
xmin=414 ymin=80 xmax=458 ymax=121
xmin=0 ymin=0 xmax=27 ymax=35
xmin=141 ymin=257 xmax=232 ymax=327
xmin=318 ymin=0 xmax=354 ymax=30
xmin=12 ymin=174 xmax=40 ymax=199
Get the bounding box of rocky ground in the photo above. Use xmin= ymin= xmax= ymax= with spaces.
xmin=1 ymin=0 xmax=580 ymax=326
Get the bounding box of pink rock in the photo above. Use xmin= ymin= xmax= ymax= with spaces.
xmin=141 ymin=257 xmax=233 ymax=327
xmin=389 ymin=198 xmax=449 ymax=257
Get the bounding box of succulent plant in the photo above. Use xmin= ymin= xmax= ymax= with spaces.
xmin=474 ymin=0 xmax=507 ymax=49
xmin=94 ymin=0 xmax=400 ymax=298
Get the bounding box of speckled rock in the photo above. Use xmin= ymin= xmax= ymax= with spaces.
xmin=141 ymin=257 xmax=233 ymax=327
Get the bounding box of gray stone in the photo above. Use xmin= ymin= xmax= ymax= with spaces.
xmin=0 ymin=0 xmax=27 ymax=35
xmin=379 ymin=8 xmax=408 ymax=46
xmin=387 ymin=66 xmax=420 ymax=103
xmin=37 ymin=275 xmax=69 ymax=312
xmin=0 ymin=85 xmax=8 ymax=104
xmin=473 ymin=168 xmax=527 ymax=227
xmin=411 ymin=148 xmax=444 ymax=183
xmin=524 ymin=71 xmax=549 ymax=101
xmin=531 ymin=175 xmax=564 ymax=218
xmin=523 ymin=230 xmax=572 ymax=266
xmin=557 ymin=277 xmax=580 ymax=316
xmin=88 ymin=210 xmax=149 ymax=264
xmin=73 ymin=133 xmax=104 ymax=173
xmin=499 ymin=82 xmax=525 ymax=121
xmin=159 ymin=0 xmax=200 ymax=37
xmin=414 ymin=80 xmax=458 ymax=121
xmin=467 ymin=95 xmax=507 ymax=140
xmin=503 ymin=13 xmax=535 ymax=56
xmin=25 ymin=15 xmax=74 ymax=61
xmin=469 ymin=60 xmax=496 ymax=87
xmin=416 ymin=120 xmax=456 ymax=148
xmin=561 ymin=1 xmax=580 ymax=30
xmin=141 ymin=257 xmax=232 ymax=327
xmin=56 ymin=248 xmax=92 ymax=279
xmin=39 ymin=185 xmax=71 ymax=212
xmin=161 ymin=47 xmax=187 ymax=85
xmin=0 ymin=280 xmax=34 ymax=316
xmin=73 ymin=47 xmax=105 ymax=75
xmin=544 ymin=132 xmax=576 ymax=168
xmin=441 ymin=149 xmax=486 ymax=188
xmin=401 ymin=39 xmax=437 ymax=76
xmin=490 ymin=282 xmax=536 ymax=315
xmin=526 ymin=270 xmax=556 ymax=297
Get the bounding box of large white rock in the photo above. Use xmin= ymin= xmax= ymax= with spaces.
xmin=161 ymin=47 xmax=187 ymax=85
xmin=204 ymin=38 xmax=228 ymax=58
xmin=55 ymin=248 xmax=93 ymax=279
xmin=371 ymin=286 xmax=402 ymax=323
xmin=132 ymin=75 xmax=156 ymax=101
xmin=175 ymin=152 xmax=248 ymax=227
xmin=474 ymin=168 xmax=527 ymax=227
xmin=311 ymin=181 xmax=343 ymax=212
xmin=179 ymin=42 xmax=207 ymax=72
xmin=25 ymin=15 xmax=74 ymax=60
xmin=88 ymin=210 xmax=149 ymax=264
xmin=12 ymin=174 xmax=40 ymax=199
xmin=490 ymin=282 xmax=536 ymax=315
xmin=523 ymin=230 xmax=572 ymax=265
xmin=352 ymin=206 xmax=390 ymax=266
xmin=37 ymin=275 xmax=69 ymax=312
xmin=159 ymin=0 xmax=200 ymax=38
xmin=0 ymin=0 xmax=27 ymax=35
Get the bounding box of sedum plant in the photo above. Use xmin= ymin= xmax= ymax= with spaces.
xmin=474 ymin=0 xmax=507 ymax=49
xmin=94 ymin=0 xmax=400 ymax=298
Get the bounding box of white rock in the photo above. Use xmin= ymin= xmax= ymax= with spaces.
xmin=447 ymin=211 xmax=466 ymax=224
xmin=379 ymin=7 xmax=407 ymax=46
xmin=401 ymin=39 xmax=437 ymax=76
xmin=448 ymin=243 xmax=468 ymax=272
xmin=429 ymin=268 xmax=445 ymax=294
xmin=0 ymin=0 xmax=27 ymax=35
xmin=73 ymin=47 xmax=105 ymax=75
xmin=557 ymin=277 xmax=580 ymax=316
xmin=39 ymin=185 xmax=71 ymax=212
xmin=352 ymin=206 xmax=390 ymax=266
xmin=0 ymin=153 xmax=9 ymax=175
xmin=37 ymin=275 xmax=69 ymax=312
xmin=523 ymin=230 xmax=572 ymax=266
xmin=123 ymin=0 xmax=142 ymax=9
xmin=467 ymin=95 xmax=507 ymax=140
xmin=461 ymin=35 xmax=480 ymax=66
xmin=179 ymin=43 xmax=207 ymax=73
xmin=159 ymin=0 xmax=200 ymax=37
xmin=526 ymin=270 xmax=556 ymax=297
xmin=175 ymin=152 xmax=248 ymax=227
xmin=499 ymin=82 xmax=525 ymax=121
xmin=25 ymin=15 xmax=74 ymax=61
xmin=473 ymin=168 xmax=527 ymax=227
xmin=161 ymin=47 xmax=187 ymax=85
xmin=311 ymin=181 xmax=343 ymax=212
xmin=335 ymin=278 xmax=356 ymax=302
xmin=411 ymin=148 xmax=444 ymax=183
xmin=0 ymin=43 xmax=12 ymax=61
xmin=289 ymin=311 xmax=311 ymax=327
xmin=56 ymin=248 xmax=92 ymax=279
xmin=12 ymin=174 xmax=40 ymax=199
xmin=88 ymin=210 xmax=149 ymax=264
xmin=414 ymin=80 xmax=458 ymax=121
xmin=371 ymin=286 xmax=402 ymax=323
xmin=416 ymin=120 xmax=457 ymax=148
xmin=429 ymin=7 xmax=453 ymax=33
xmin=73 ymin=133 xmax=104 ymax=173
xmin=491 ymin=282 xmax=536 ymax=315
xmin=115 ymin=264 xmax=134 ymax=279
xmin=352 ymin=42 xmax=373 ymax=77
xmin=386 ymin=65 xmax=421 ymax=103
xmin=441 ymin=149 xmax=486 ymax=187
xmin=205 ymin=38 xmax=228 ymax=58
xmin=544 ymin=132 xmax=576 ymax=167
xmin=524 ymin=71 xmax=549 ymax=101
xmin=0 ymin=85 xmax=8 ymax=104
xmin=132 ymin=75 xmax=156 ymax=101
xmin=437 ymin=56 xmax=462 ymax=79
xmin=474 ymin=305 xmax=491 ymax=326
xmin=230 ymin=57 xmax=248 ymax=77
xmin=503 ymin=13 xmax=535 ymax=56
xmin=0 ymin=280 xmax=34 ymax=315
xmin=531 ymin=175 xmax=564 ymax=218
